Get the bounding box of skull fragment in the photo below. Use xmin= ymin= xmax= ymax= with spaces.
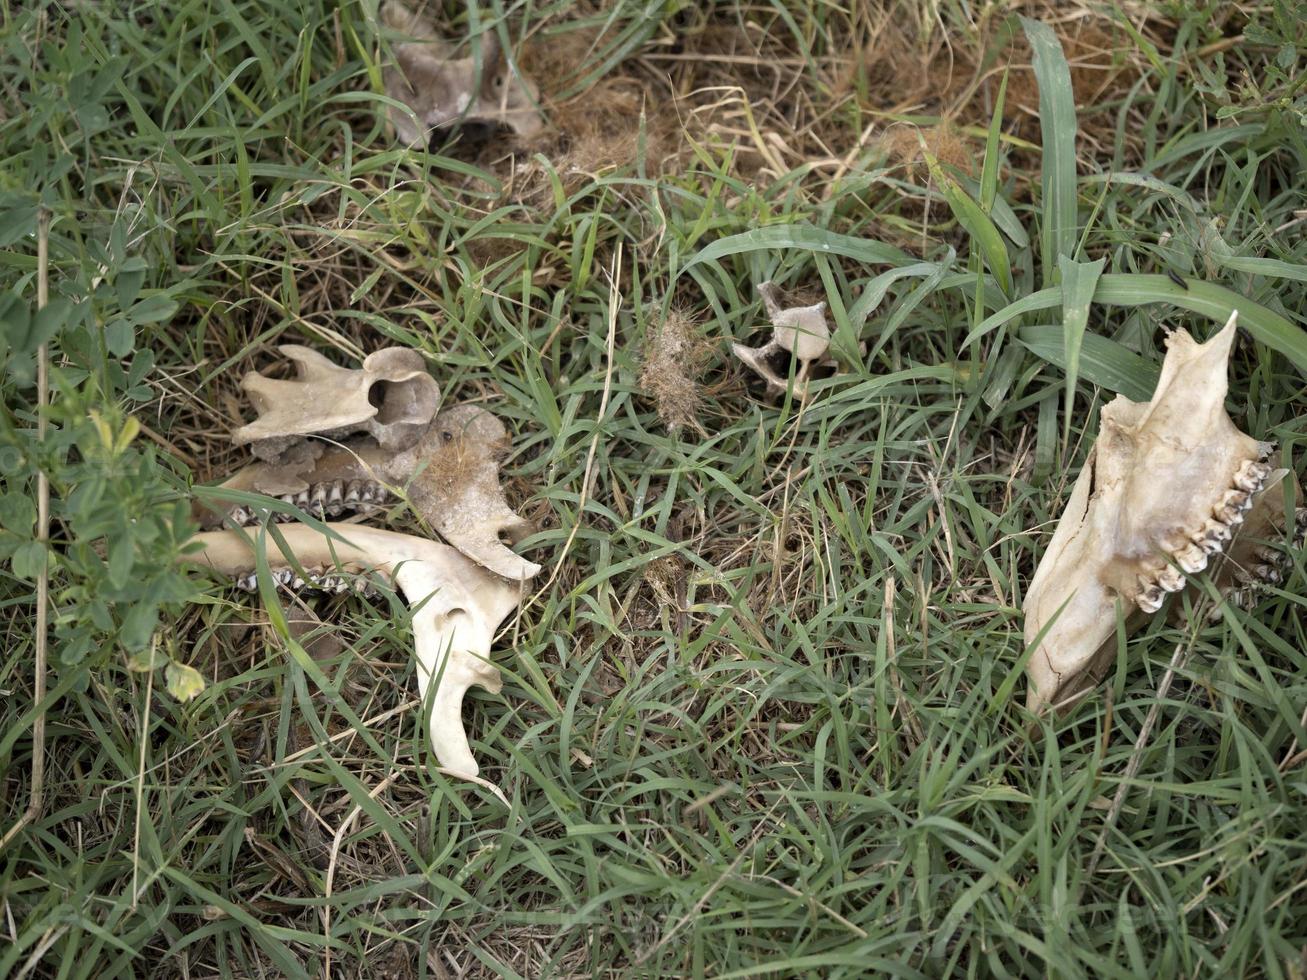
xmin=214 ymin=347 xmax=541 ymax=582
xmin=382 ymin=0 xmax=543 ymax=148
xmin=1023 ymin=312 xmax=1303 ymax=714
xmin=232 ymin=345 xmax=440 ymax=460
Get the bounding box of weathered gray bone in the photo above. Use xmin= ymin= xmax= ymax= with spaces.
xmin=382 ymin=0 xmax=543 ymax=147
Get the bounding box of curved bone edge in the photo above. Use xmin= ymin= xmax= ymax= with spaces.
xmin=398 ymin=405 xmax=543 ymax=581
xmin=1023 ymin=455 xmax=1127 ymax=713
xmin=231 ymin=345 xmax=439 ymax=452
xmin=187 ymin=523 xmax=520 ymax=778
xmin=731 ymin=341 xmax=811 ymax=402
xmin=381 ymin=1 xmax=542 ymax=145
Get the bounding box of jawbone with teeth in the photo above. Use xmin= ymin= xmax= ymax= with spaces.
xmin=1023 ymin=312 xmax=1300 ymax=714
xmin=187 ymin=523 xmax=521 ymax=779
xmin=192 ymin=344 xmax=542 ymax=785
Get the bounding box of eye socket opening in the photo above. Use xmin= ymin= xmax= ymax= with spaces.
xmin=370 ymin=378 xmax=432 ymax=424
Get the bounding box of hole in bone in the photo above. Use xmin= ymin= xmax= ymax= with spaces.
xmin=428 ymin=119 xmax=514 ymax=160
xmin=762 ymin=346 xmax=795 ymax=378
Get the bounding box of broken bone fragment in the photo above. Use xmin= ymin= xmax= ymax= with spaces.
xmin=382 ymin=0 xmax=543 ymax=148
xmin=188 ymin=523 xmax=521 ymax=779
xmin=232 ymin=345 xmax=440 ymax=461
xmin=732 ymin=281 xmax=851 ymax=401
xmin=208 ymin=403 xmax=542 ymax=582
xmin=1022 ymin=311 xmax=1300 ymax=714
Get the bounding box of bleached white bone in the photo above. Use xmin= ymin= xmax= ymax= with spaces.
xmin=188 ymin=523 xmax=521 ymax=778
xmin=1023 ymin=312 xmax=1299 ymax=714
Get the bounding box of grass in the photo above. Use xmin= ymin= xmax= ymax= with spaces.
xmin=1 ymin=0 xmax=1306 ymax=976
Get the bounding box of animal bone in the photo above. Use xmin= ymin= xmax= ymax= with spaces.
xmin=209 ymin=397 xmax=542 ymax=582
xmin=1023 ymin=311 xmax=1300 ymax=714
xmin=188 ymin=523 xmax=521 ymax=778
xmin=232 ymin=345 xmax=440 ymax=461
xmin=732 ymin=281 xmax=842 ymax=401
xmin=1207 ymin=476 xmax=1306 ymax=618
xmin=382 ymin=0 xmax=543 ymax=148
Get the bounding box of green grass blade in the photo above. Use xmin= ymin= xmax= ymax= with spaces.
xmin=929 ymin=156 xmax=1013 ymax=297
xmin=966 ymin=274 xmax=1307 ymax=371
xmin=1057 ymin=254 xmax=1107 ymax=437
xmin=1021 ymin=17 xmax=1078 ymax=284
xmin=680 ymin=225 xmax=913 ymax=275
xmin=1017 ymin=324 xmax=1160 ymax=401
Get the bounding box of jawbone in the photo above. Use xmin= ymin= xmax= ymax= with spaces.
xmin=187 ymin=523 xmax=522 ymax=778
xmin=1024 ymin=312 xmax=1301 ymax=714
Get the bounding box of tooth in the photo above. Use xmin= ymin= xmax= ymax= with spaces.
xmin=280 ymin=493 xmax=295 ymax=504
xmin=326 ymin=480 xmax=344 ymax=514
xmin=291 ymin=575 xmax=306 ymax=590
xmin=1233 ymin=460 xmax=1270 ymax=492
xmin=1215 ymin=490 xmax=1249 ymax=525
xmin=1253 ymin=563 xmax=1281 ymax=584
xmin=311 ymin=483 xmax=328 ymax=512
xmin=1158 ymin=565 xmax=1186 ymax=592
xmin=345 ymin=480 xmax=362 ymax=503
xmin=1194 ymin=519 xmax=1233 ymax=554
xmin=1137 ymin=582 xmax=1165 ymax=613
xmin=1253 ymin=545 xmax=1282 ymax=564
xmin=1221 ymin=489 xmax=1249 ymax=509
xmin=1174 ymin=543 xmax=1209 ymax=574
xmin=275 ymin=568 xmax=292 ymax=586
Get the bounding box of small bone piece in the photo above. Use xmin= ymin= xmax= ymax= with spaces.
xmin=732 ymin=281 xmax=837 ymax=401
xmin=1023 ymin=311 xmax=1297 ymax=714
xmin=382 ymin=0 xmax=542 ymax=148
xmin=188 ymin=523 xmax=520 ymax=779
xmin=232 ymin=346 xmax=440 ymax=461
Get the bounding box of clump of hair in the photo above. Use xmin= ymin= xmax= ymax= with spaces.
xmin=880 ymin=122 xmax=975 ymax=178
xmin=638 ymin=311 xmax=713 ymax=434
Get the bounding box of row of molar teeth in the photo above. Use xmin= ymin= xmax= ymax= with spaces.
xmin=1135 ymin=457 xmax=1273 ymax=615
xmin=225 ymin=480 xmax=391 ymax=526
xmin=232 ymin=566 xmax=379 ymax=597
